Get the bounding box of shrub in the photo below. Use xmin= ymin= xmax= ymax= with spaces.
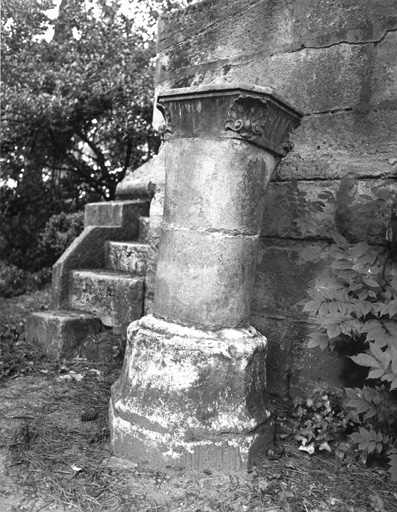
xmin=302 ymin=233 xmax=397 ymax=480
xmin=0 ymin=261 xmax=51 ymax=298
xmin=38 ymin=211 xmax=85 ymax=264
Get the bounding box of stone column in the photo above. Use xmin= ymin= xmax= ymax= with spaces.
xmin=110 ymin=84 xmax=302 ymax=471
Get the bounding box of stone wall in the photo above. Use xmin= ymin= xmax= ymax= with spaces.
xmin=150 ymin=0 xmax=397 ymax=396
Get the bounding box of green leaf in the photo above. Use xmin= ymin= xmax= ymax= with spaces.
xmin=350 ymin=353 xmax=379 ymax=368
xmin=368 ymin=368 xmax=385 ymax=379
xmin=331 ymin=260 xmax=353 ymax=270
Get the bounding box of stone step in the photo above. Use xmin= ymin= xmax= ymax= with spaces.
xmin=138 ymin=216 xmax=150 ymax=243
xmin=105 ymin=241 xmax=148 ymax=276
xmin=69 ymin=270 xmax=144 ymax=329
xmin=26 ymin=310 xmax=102 ymax=360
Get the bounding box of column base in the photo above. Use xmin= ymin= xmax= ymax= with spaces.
xmin=109 ymin=315 xmax=273 ymax=471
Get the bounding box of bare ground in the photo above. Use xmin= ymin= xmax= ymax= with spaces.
xmin=0 ymin=288 xmax=396 ymax=512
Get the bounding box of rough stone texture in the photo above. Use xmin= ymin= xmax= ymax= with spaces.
xmin=152 ymin=0 xmax=397 ymax=395
xmin=154 ymin=137 xmax=280 ymax=328
xmin=53 ymin=200 xmax=150 ymax=309
xmin=85 ymin=200 xmax=149 ymax=231
xmin=155 ymin=228 xmax=258 ymax=328
xmin=26 ymin=311 xmax=102 ymax=360
xmin=110 ymin=315 xmax=271 ymax=471
xmin=105 ymin=241 xmax=148 ymax=276
xmin=69 ymin=270 xmax=144 ymax=329
xmin=144 ymin=187 xmax=164 ymax=315
xmin=151 ymin=84 xmax=301 ymax=329
xmin=163 ymin=139 xmax=277 ymax=234
xmin=115 ymin=153 xmax=166 ymax=200
xmin=110 ymin=84 xmax=301 ymax=470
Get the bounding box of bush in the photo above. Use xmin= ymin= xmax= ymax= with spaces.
xmin=0 ymin=211 xmax=84 ymax=298
xmin=302 ymin=233 xmax=397 ymax=480
xmin=0 ymin=261 xmax=51 ymax=298
xmin=38 ymin=211 xmax=85 ymax=263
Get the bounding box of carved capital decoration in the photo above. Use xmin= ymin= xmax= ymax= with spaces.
xmin=156 ymin=84 xmax=303 ymax=156
xmin=225 ymin=95 xmax=269 ymax=143
xmin=225 ymin=94 xmax=299 ymax=156
xmin=157 ymin=102 xmax=175 ymax=139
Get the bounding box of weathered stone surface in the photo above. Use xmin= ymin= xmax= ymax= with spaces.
xmin=156 ymin=0 xmax=397 ymax=87
xmin=278 ymin=109 xmax=397 ymax=181
xmin=115 ymin=150 xmax=166 ymax=200
xmin=144 ymin=189 xmax=165 ymax=315
xmin=252 ymin=239 xmax=331 ymax=317
xmin=158 ymin=0 xmax=396 ymax=56
xmin=251 ymin=313 xmax=352 ymax=397
xmin=105 ymin=241 xmax=148 ymax=276
xmin=260 ymin=178 xmax=397 ymax=243
xmin=138 ymin=216 xmax=150 ymax=243
xmin=224 ymin=44 xmax=376 ymax=114
xmin=147 ymin=0 xmax=397 ymax=399
xmin=251 ymin=240 xmax=388 ymax=395
xmin=153 ymin=84 xmax=300 ymax=329
xmin=69 ymin=270 xmax=144 ymax=329
xmin=155 ymin=228 xmax=258 ymax=328
xmin=85 ymin=200 xmax=149 ymax=232
xmin=53 ymin=200 xmax=150 ymax=310
xmin=163 ymin=138 xmax=277 ymax=234
xmin=26 ymin=311 xmax=101 ymax=359
xmin=110 ymin=315 xmax=271 ymax=471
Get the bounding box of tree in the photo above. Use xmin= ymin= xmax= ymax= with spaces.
xmin=1 ymin=0 xmax=160 ymax=202
xmin=1 ymin=0 xmax=164 ymax=272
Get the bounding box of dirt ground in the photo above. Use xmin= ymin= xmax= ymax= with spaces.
xmin=1 ymin=288 xmax=397 ymax=512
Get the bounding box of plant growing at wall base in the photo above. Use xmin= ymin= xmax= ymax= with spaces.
xmin=302 ymin=232 xmax=397 ymax=480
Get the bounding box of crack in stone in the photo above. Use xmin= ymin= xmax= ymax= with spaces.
xmin=288 ymin=27 xmax=397 ymax=55
xmin=161 ymin=221 xmax=259 ymax=239
xmin=303 ymin=107 xmax=353 ymax=117
xmin=158 ymin=27 xmax=397 ymax=83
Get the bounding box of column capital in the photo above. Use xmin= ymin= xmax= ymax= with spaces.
xmin=157 ymin=83 xmax=303 ymax=157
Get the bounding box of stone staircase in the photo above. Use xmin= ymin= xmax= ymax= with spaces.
xmin=26 ymin=201 xmax=150 ymax=360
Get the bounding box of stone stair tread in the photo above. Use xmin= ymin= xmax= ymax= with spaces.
xmin=26 ymin=309 xmax=102 ymax=359
xmin=73 ymin=269 xmax=143 ymax=279
xmin=107 ymin=241 xmax=148 ymax=249
xmin=30 ymin=309 xmax=99 ymax=319
xmin=69 ymin=269 xmax=144 ymax=328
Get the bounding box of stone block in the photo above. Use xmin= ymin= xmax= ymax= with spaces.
xmin=85 ymin=199 xmax=150 ymax=235
xmin=115 ymin=150 xmax=166 ymax=200
xmin=252 ymin=239 xmax=331 ymax=316
xmin=156 ymin=0 xmax=397 ymax=92
xmin=371 ymin=32 xmax=397 ymax=111
xmin=225 ymin=44 xmax=375 ymax=114
xmin=261 ymin=178 xmax=397 ymax=243
xmin=69 ymin=270 xmax=144 ymax=329
xmin=251 ymin=313 xmax=360 ymax=397
xmin=26 ymin=311 xmax=102 ymax=359
xmin=105 ymin=241 xmax=148 ymax=276
xmin=110 ymin=315 xmax=271 ymax=471
xmin=278 ymin=109 xmax=397 ymax=181
xmin=251 ymin=240 xmax=377 ymax=395
xmin=155 ymin=228 xmax=258 ymax=328
xmin=164 ymin=138 xmax=276 ymax=234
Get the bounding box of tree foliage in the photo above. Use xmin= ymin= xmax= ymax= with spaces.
xmin=0 ymin=0 xmax=178 ymax=274
xmin=1 ymin=0 xmax=160 ymax=201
